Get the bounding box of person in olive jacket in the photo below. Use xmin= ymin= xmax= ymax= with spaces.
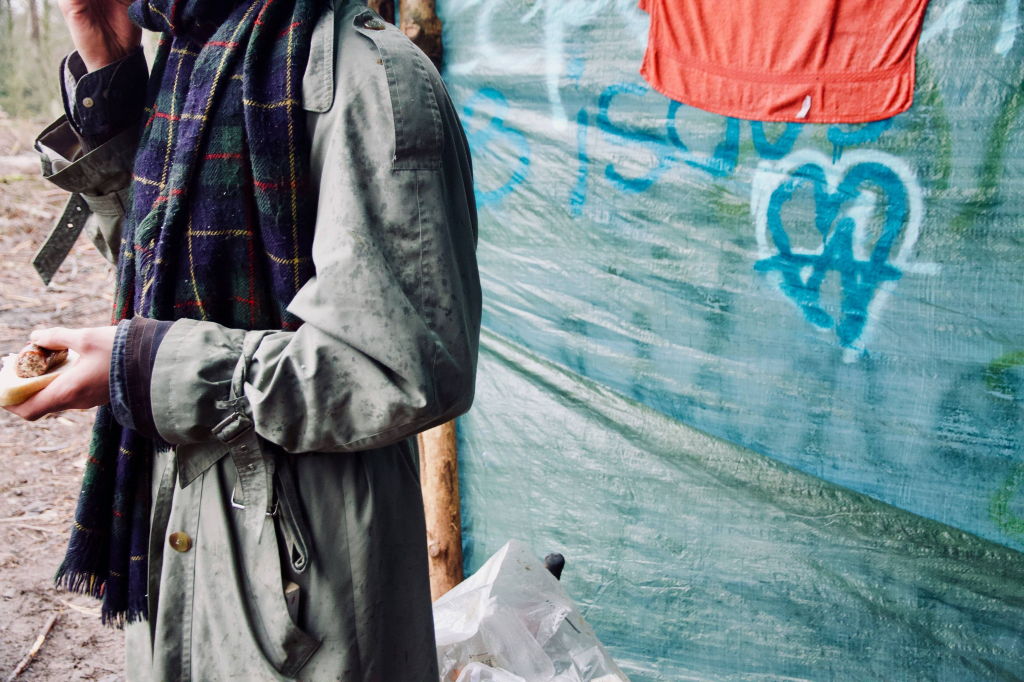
xmin=6 ymin=0 xmax=480 ymax=679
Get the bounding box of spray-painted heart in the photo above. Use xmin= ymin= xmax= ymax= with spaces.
xmin=751 ymin=149 xmax=935 ymax=356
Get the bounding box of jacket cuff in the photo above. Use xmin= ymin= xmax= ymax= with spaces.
xmin=60 ymin=48 xmax=149 ymax=151
xmin=127 ymin=317 xmax=174 ymax=438
xmin=151 ymin=319 xmax=247 ymax=444
xmin=109 ymin=319 xmax=134 ymax=430
xmin=35 ymin=119 xmax=141 ymax=196
xmin=110 ymin=318 xmax=173 ymax=437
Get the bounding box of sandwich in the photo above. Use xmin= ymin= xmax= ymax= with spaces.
xmin=0 ymin=344 xmax=78 ymax=407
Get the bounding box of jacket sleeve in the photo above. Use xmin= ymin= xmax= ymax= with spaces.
xmin=148 ymin=5 xmax=481 ymax=455
xmin=34 ymin=49 xmax=148 ymax=264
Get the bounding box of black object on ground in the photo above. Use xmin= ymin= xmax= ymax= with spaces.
xmin=544 ymin=553 xmax=565 ymax=580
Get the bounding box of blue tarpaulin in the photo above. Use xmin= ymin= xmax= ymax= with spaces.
xmin=439 ymin=0 xmax=1024 ymax=679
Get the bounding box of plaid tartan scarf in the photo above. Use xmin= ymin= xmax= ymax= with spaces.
xmin=55 ymin=0 xmax=321 ymax=625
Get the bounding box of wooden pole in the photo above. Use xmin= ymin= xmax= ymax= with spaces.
xmin=418 ymin=420 xmax=463 ymax=600
xmin=398 ymin=0 xmax=443 ymax=70
xmin=366 ymin=0 xmax=394 ymax=24
xmin=371 ymin=0 xmax=443 ymax=72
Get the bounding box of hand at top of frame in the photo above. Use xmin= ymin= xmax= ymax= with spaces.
xmin=3 ymin=327 xmax=115 ymax=422
xmin=58 ymin=0 xmax=141 ymax=72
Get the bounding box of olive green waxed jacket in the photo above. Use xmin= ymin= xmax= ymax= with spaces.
xmin=34 ymin=1 xmax=480 ymax=679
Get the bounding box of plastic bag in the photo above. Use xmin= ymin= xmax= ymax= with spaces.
xmin=434 ymin=540 xmax=629 ymax=682
xmin=455 ymin=662 xmax=527 ymax=682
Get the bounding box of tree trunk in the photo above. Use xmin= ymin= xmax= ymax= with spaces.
xmin=28 ymin=0 xmax=39 ymax=43
xmin=398 ymin=0 xmax=442 ymax=70
xmin=40 ymin=0 xmax=49 ymax=42
xmin=418 ymin=420 xmax=463 ymax=601
xmin=367 ymin=0 xmax=394 ymax=25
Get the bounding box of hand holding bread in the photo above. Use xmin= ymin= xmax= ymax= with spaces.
xmin=2 ymin=326 xmax=116 ymax=421
xmin=0 ymin=345 xmax=78 ymax=407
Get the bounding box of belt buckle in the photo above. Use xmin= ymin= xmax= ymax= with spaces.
xmin=230 ymin=485 xmax=279 ymax=517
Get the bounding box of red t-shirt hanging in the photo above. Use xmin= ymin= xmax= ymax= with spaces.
xmin=639 ymin=0 xmax=932 ymax=123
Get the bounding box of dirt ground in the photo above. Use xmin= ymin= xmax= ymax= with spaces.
xmin=0 ymin=115 xmax=126 ymax=681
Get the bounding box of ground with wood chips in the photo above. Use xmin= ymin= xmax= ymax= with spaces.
xmin=0 ymin=116 xmax=126 ymax=681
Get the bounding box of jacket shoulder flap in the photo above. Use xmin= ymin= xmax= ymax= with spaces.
xmin=335 ymin=4 xmax=444 ymax=171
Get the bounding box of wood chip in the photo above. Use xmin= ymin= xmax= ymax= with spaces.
xmin=0 ymin=524 xmax=63 ymax=534
xmin=53 ymin=597 xmax=100 ymax=618
xmin=35 ymin=444 xmax=71 ymax=453
xmin=5 ymin=610 xmax=59 ymax=681
xmin=5 ymin=294 xmax=40 ymax=304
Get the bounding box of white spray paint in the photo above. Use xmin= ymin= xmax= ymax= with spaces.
xmin=996 ymin=0 xmax=1021 ymax=54
xmin=796 ymin=96 xmax=811 ymax=119
xmin=920 ymin=0 xmax=1020 ymax=56
xmin=448 ymin=0 xmax=648 ymax=130
xmin=920 ymin=0 xmax=969 ymax=44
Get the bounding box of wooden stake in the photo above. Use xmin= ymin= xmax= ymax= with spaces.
xmin=6 ymin=610 xmax=58 ymax=681
xmin=418 ymin=420 xmax=463 ymax=600
xmin=399 ymin=0 xmax=443 ymax=69
xmin=366 ymin=0 xmax=394 ymax=24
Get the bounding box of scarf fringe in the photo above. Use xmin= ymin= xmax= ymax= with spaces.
xmin=53 ymin=566 xmax=106 ymax=600
xmin=54 ymin=566 xmax=147 ymax=627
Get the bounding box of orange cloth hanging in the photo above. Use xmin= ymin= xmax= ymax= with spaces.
xmin=639 ymin=0 xmax=932 ymax=123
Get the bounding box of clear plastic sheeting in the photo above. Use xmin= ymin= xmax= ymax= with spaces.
xmin=455 ymin=663 xmax=526 ymax=682
xmin=434 ymin=540 xmax=629 ymax=682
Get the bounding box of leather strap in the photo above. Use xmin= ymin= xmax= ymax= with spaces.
xmin=32 ymin=193 xmax=89 ymax=285
xmin=274 ymin=461 xmax=312 ymax=574
xmin=213 ymin=331 xmax=274 ymax=537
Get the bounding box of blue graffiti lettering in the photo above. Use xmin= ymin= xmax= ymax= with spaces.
xmin=750 ymin=121 xmax=803 ymax=160
xmin=827 ymin=118 xmax=894 ymax=162
xmin=594 ymin=86 xmax=747 ymax=194
xmin=666 ymin=103 xmax=740 ymax=177
xmin=597 ymin=83 xmax=675 ymax=193
xmin=570 ymin=108 xmax=590 ymax=217
xmin=462 ymin=88 xmax=531 ymax=206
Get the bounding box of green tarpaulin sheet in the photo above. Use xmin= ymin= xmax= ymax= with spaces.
xmin=439 ymin=0 xmax=1024 ymax=679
